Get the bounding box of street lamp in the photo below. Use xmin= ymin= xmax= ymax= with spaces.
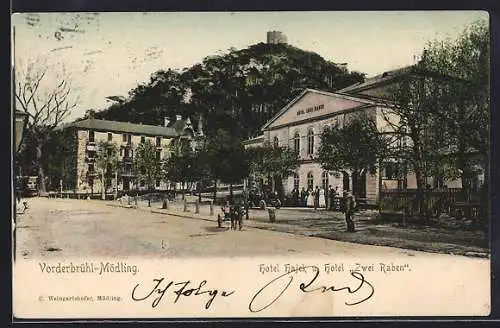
xmin=14 ymin=109 xmax=28 ymax=154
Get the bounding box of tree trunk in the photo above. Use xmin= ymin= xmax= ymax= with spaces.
xmin=198 ymin=181 xmax=202 ymax=203
xmin=101 ymin=170 xmax=105 ymax=200
xmin=36 ymin=142 xmax=47 ymax=193
xmin=229 ymin=184 xmax=233 ymax=199
xmin=213 ymin=180 xmax=217 ymax=202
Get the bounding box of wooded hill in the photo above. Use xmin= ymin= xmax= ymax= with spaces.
xmin=93 ymin=42 xmax=365 ymax=139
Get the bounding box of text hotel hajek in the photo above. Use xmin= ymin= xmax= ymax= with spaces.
xmin=39 ymin=261 xmax=139 ymax=275
xmin=259 ymin=262 xmax=411 ymax=274
xmin=296 ymin=103 xmax=324 ymax=116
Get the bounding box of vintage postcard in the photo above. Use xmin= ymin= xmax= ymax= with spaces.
xmin=11 ymin=11 xmax=490 ymax=319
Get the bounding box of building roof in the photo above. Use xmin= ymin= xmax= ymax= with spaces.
xmin=338 ymin=65 xmax=416 ymax=94
xmin=261 ymin=88 xmax=384 ymax=131
xmin=242 ymin=134 xmax=264 ymax=145
xmin=57 ymin=117 xmax=180 ymax=137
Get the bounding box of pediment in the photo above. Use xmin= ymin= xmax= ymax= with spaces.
xmin=263 ymin=89 xmax=376 ymax=130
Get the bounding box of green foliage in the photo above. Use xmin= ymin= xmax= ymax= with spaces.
xmin=163 ymin=144 xmax=196 ymax=186
xmin=318 ymin=114 xmax=385 ymax=177
xmin=38 ymin=129 xmax=77 ymax=190
xmin=133 ymin=140 xmax=163 ymax=190
xmin=95 ymin=43 xmax=365 ymax=139
xmin=95 ymin=140 xmax=121 ymax=189
xmin=201 ymin=129 xmax=250 ymax=184
xmin=246 ymin=144 xmax=299 ymax=183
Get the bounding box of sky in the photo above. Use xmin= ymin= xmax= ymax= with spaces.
xmin=12 ymin=11 xmax=488 ymax=122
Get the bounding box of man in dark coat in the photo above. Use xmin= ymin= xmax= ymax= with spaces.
xmin=300 ymin=187 xmax=307 ymax=207
xmin=328 ymin=185 xmax=335 ymax=211
xmin=343 ymin=191 xmax=356 ymax=232
xmin=314 ymin=186 xmax=320 ymax=211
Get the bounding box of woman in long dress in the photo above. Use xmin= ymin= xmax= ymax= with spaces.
xmin=319 ymin=187 xmax=326 ymax=208
xmin=306 ymin=189 xmax=314 ymax=207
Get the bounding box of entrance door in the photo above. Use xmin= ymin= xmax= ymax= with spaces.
xmin=352 ymin=171 xmax=367 ymax=198
xmin=342 ymin=172 xmax=350 ymax=193
xmin=123 ymin=178 xmax=130 ymax=191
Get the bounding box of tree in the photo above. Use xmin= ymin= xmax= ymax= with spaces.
xmin=133 ymin=139 xmax=163 ymax=191
xmin=423 ymin=19 xmax=489 ymax=200
xmin=381 ymin=19 xmax=489 ymax=219
xmin=163 ymin=138 xmax=197 ymax=199
xmin=202 ymin=129 xmax=250 ymax=200
xmin=246 ymin=144 xmax=299 ymax=196
xmin=96 ymin=43 xmax=365 ymax=139
xmin=95 ymin=141 xmax=120 ymax=200
xmin=15 ymin=58 xmax=79 ymax=193
xmin=318 ymin=113 xmax=386 ymax=199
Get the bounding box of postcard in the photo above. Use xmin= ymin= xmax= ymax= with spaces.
xmin=11 ymin=11 xmax=490 ymax=319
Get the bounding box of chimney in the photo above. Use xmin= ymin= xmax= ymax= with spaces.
xmin=164 ymin=117 xmax=170 ymax=127
xmin=176 ymin=114 xmax=182 ymax=121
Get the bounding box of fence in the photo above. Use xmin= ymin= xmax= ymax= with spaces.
xmin=379 ymin=188 xmax=486 ymax=219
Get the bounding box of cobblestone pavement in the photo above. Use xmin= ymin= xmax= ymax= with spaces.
xmin=13 ymin=197 xmax=477 ymax=260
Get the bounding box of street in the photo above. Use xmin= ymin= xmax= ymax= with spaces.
xmin=14 ymin=197 xmax=487 ymax=260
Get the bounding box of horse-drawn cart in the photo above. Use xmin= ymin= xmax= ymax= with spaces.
xmin=217 ymin=203 xmax=248 ymax=230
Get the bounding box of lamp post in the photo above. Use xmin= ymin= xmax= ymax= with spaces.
xmin=14 ymin=110 xmax=28 ymax=154
xmin=14 ymin=109 xmax=28 ymax=200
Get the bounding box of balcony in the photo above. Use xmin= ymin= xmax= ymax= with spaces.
xmin=86 ymin=142 xmax=97 ymax=151
xmin=121 ymin=170 xmax=135 ymax=177
xmin=123 ymin=155 xmax=133 ymax=163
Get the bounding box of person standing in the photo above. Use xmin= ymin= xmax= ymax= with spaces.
xmin=306 ymin=188 xmax=314 ymax=207
xmin=343 ymin=191 xmax=357 ymax=232
xmin=319 ymin=187 xmax=326 ymax=208
xmin=328 ymin=185 xmax=335 ymax=211
xmin=314 ymin=186 xmax=320 ymax=211
xmin=300 ymin=187 xmax=307 ymax=207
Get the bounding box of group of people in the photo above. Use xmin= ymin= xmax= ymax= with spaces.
xmin=291 ymin=185 xmax=341 ymax=210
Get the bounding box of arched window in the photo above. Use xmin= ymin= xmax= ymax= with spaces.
xmin=307 ymin=172 xmax=314 ymax=190
xmin=273 ymin=136 xmax=279 ymax=148
xmin=307 ymin=128 xmax=314 ymax=155
xmin=322 ymin=171 xmax=329 ymax=191
xmin=293 ymin=131 xmax=300 ymax=155
xmin=293 ymin=173 xmax=300 ymax=190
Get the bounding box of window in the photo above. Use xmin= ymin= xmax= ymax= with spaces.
xmin=120 ymin=148 xmax=123 ymax=156
xmin=273 ymin=136 xmax=279 ymax=148
xmin=141 ymin=136 xmax=146 ymax=144
xmin=293 ymin=173 xmax=300 ymax=190
xmin=156 ymin=136 xmax=161 ymax=147
xmin=382 ymin=162 xmax=399 ymax=180
xmin=156 ymin=179 xmax=161 ymax=187
xmin=124 ymin=148 xmax=130 ymax=158
xmin=87 ymin=150 xmax=96 ymax=159
xmin=107 ymin=148 xmax=112 ymax=156
xmin=307 ymin=172 xmax=314 ymax=190
xmin=88 ymin=130 xmax=95 ymax=142
xmin=156 ymin=150 xmax=161 ymax=161
xmin=87 ymin=163 xmax=94 ymax=174
xmin=107 ymin=133 xmax=112 ymax=141
xmin=122 ymin=134 xmax=127 ymax=142
xmin=294 ymin=132 xmax=300 ymax=154
xmin=307 ymin=128 xmax=314 ymax=155
xmin=322 ymin=171 xmax=329 ymax=191
xmin=140 ymin=180 xmax=145 ymax=187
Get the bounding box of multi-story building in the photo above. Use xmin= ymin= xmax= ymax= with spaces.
xmin=57 ymin=114 xmax=202 ymax=195
xmin=244 ymin=64 xmax=473 ymax=204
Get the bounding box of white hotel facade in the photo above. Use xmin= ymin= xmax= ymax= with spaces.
xmin=244 ymin=65 xmax=466 ymax=204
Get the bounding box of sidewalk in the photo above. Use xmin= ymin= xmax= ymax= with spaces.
xmin=106 ymin=199 xmax=489 ymax=258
